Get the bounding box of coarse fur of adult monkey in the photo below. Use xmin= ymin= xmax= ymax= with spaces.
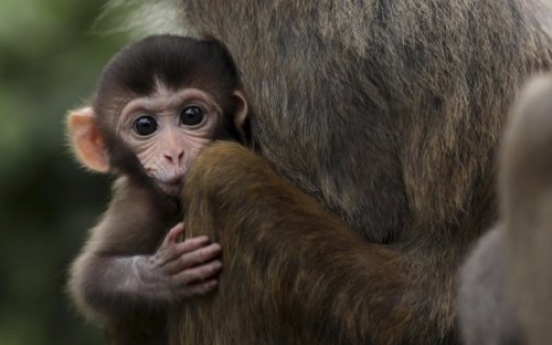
xmin=67 ymin=34 xmax=250 ymax=345
xmin=99 ymin=1 xmax=552 ymax=344
xmin=459 ymin=75 xmax=552 ymax=345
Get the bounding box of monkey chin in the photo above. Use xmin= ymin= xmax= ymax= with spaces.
xmin=157 ymin=180 xmax=184 ymax=197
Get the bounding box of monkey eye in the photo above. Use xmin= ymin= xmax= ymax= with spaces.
xmin=180 ymin=105 xmax=205 ymax=127
xmin=132 ymin=115 xmax=158 ymax=137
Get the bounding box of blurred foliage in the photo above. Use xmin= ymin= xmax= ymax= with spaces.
xmin=0 ymin=1 xmax=129 ymax=344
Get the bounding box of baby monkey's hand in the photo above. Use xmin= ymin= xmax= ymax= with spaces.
xmin=136 ymin=223 xmax=222 ymax=300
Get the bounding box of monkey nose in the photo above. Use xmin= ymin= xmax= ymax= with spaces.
xmin=164 ymin=150 xmax=185 ymax=165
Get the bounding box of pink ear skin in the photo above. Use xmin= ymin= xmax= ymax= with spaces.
xmin=67 ymin=107 xmax=110 ymax=173
xmin=232 ymin=90 xmax=249 ymax=130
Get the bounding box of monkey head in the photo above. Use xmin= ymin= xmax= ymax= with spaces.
xmin=67 ymin=35 xmax=249 ymax=196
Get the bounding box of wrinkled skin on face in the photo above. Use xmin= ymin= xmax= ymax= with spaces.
xmin=117 ymin=85 xmax=223 ymax=195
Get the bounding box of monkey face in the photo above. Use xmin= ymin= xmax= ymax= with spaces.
xmin=116 ymin=85 xmax=224 ymax=196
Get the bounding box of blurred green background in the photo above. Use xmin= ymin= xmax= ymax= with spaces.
xmin=0 ymin=1 xmax=129 ymax=344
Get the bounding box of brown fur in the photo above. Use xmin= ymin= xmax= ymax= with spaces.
xmin=174 ymin=142 xmax=406 ymax=344
xmin=105 ymin=0 xmax=552 ymax=343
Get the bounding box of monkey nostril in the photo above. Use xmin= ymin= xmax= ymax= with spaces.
xmin=164 ymin=151 xmax=185 ymax=165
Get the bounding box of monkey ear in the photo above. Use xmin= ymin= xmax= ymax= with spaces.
xmin=232 ymin=90 xmax=249 ymax=129
xmin=67 ymin=107 xmax=110 ymax=173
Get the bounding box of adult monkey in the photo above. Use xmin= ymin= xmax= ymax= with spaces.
xmin=109 ymin=1 xmax=552 ymax=344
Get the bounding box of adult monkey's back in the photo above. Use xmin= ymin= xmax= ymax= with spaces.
xmin=118 ymin=1 xmax=552 ymax=344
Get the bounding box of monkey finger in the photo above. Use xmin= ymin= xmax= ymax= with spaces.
xmin=174 ymin=260 xmax=223 ymax=285
xmin=164 ymin=223 xmax=186 ymax=244
xmin=158 ymin=238 xmax=214 ymax=271
xmin=165 ymin=243 xmax=222 ymax=274
xmin=174 ymin=236 xmax=214 ymax=255
xmin=181 ymin=279 xmax=219 ymax=298
xmin=177 ymin=243 xmax=222 ymax=268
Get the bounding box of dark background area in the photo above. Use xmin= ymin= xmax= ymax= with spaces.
xmin=0 ymin=1 xmax=128 ymax=344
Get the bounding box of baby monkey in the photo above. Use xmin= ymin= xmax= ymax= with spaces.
xmin=67 ymin=35 xmax=250 ymax=344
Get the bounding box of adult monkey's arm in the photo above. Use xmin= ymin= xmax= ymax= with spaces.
xmin=174 ymin=142 xmax=457 ymax=345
